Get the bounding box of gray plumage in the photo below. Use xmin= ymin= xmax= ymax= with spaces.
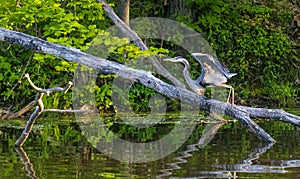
xmin=192 ymin=53 xmax=236 ymax=104
xmin=164 ymin=53 xmax=236 ymax=105
xmin=164 ymin=56 xmax=204 ymax=95
xmin=192 ymin=53 xmax=236 ymax=87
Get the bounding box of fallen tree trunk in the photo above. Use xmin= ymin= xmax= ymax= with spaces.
xmin=7 ymin=101 xmax=35 ymax=119
xmin=2 ymin=28 xmax=300 ymax=143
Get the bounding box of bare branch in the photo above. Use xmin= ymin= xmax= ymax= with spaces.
xmin=98 ymin=0 xmax=185 ymax=88
xmin=14 ymin=105 xmax=42 ymax=146
xmin=25 ymin=73 xmax=73 ymax=95
xmin=24 ymin=73 xmax=43 ymax=91
xmin=13 ymin=73 xmax=91 ymax=146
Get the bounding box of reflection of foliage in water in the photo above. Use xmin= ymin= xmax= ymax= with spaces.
xmin=1 ymin=115 xmax=300 ymax=178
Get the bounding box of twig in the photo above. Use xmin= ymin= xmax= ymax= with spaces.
xmin=8 ymin=52 xmax=33 ymax=98
xmin=7 ymin=100 xmax=36 ymax=119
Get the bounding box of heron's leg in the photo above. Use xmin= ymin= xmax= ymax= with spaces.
xmin=225 ymin=87 xmax=234 ymax=105
xmin=231 ymin=87 xmax=235 ymax=105
xmin=225 ymin=88 xmax=232 ymax=103
xmin=215 ymin=84 xmax=235 ymax=105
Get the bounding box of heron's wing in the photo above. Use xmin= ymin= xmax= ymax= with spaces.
xmin=197 ymin=56 xmax=228 ymax=85
xmin=212 ymin=58 xmax=230 ymax=78
xmin=212 ymin=57 xmax=236 ymax=79
xmin=197 ymin=56 xmax=222 ymax=74
xmin=195 ymin=67 xmax=205 ymax=84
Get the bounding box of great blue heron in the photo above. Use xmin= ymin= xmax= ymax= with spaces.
xmin=163 ymin=56 xmax=227 ymax=121
xmin=191 ymin=53 xmax=236 ymax=105
xmin=164 ymin=54 xmax=236 ymax=105
xmin=164 ymin=56 xmax=205 ymax=95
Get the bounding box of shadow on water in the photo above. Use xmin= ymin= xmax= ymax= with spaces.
xmin=1 ymin=112 xmax=300 ymax=178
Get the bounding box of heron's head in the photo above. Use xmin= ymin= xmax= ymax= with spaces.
xmin=163 ymin=56 xmax=189 ymax=65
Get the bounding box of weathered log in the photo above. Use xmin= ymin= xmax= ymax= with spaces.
xmin=2 ymin=28 xmax=300 ymax=143
xmin=7 ymin=101 xmax=35 ymax=119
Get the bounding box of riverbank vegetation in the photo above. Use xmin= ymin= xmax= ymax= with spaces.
xmin=0 ymin=0 xmax=299 ymax=114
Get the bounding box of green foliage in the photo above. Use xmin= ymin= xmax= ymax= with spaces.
xmin=94 ymin=75 xmax=114 ymax=111
xmin=266 ymin=81 xmax=296 ymax=107
xmin=128 ymin=83 xmax=157 ymax=113
xmin=0 ymin=0 xmax=110 ymax=110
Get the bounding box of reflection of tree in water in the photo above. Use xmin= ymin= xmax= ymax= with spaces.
xmin=156 ymin=122 xmax=225 ymax=178
xmin=156 ymin=122 xmax=300 ymax=179
xmin=15 ymin=147 xmax=38 ymax=179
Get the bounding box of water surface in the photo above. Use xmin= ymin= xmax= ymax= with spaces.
xmin=1 ymin=111 xmax=300 ymax=178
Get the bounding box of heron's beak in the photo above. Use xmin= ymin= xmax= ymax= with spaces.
xmin=163 ymin=58 xmax=177 ymax=62
xmin=191 ymin=52 xmax=206 ymax=57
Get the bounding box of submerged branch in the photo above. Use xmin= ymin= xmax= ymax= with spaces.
xmin=14 ymin=73 xmax=91 ymax=146
xmin=1 ymin=28 xmax=300 ymax=143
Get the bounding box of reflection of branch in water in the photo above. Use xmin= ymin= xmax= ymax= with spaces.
xmin=15 ymin=147 xmax=39 ymax=179
xmin=156 ymin=122 xmax=224 ymax=179
xmin=194 ymin=142 xmax=275 ymax=178
xmin=213 ymin=142 xmax=275 ymax=172
xmin=158 ymin=139 xmax=279 ymax=179
xmin=212 ymin=141 xmax=300 ymax=174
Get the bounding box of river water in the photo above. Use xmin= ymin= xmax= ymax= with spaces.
xmin=1 ymin=109 xmax=300 ymax=178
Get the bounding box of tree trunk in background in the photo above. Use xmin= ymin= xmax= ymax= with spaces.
xmin=117 ymin=0 xmax=130 ymax=26
xmin=168 ymin=0 xmax=194 ymax=20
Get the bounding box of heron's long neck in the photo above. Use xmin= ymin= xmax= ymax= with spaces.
xmin=183 ymin=66 xmax=196 ymax=89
